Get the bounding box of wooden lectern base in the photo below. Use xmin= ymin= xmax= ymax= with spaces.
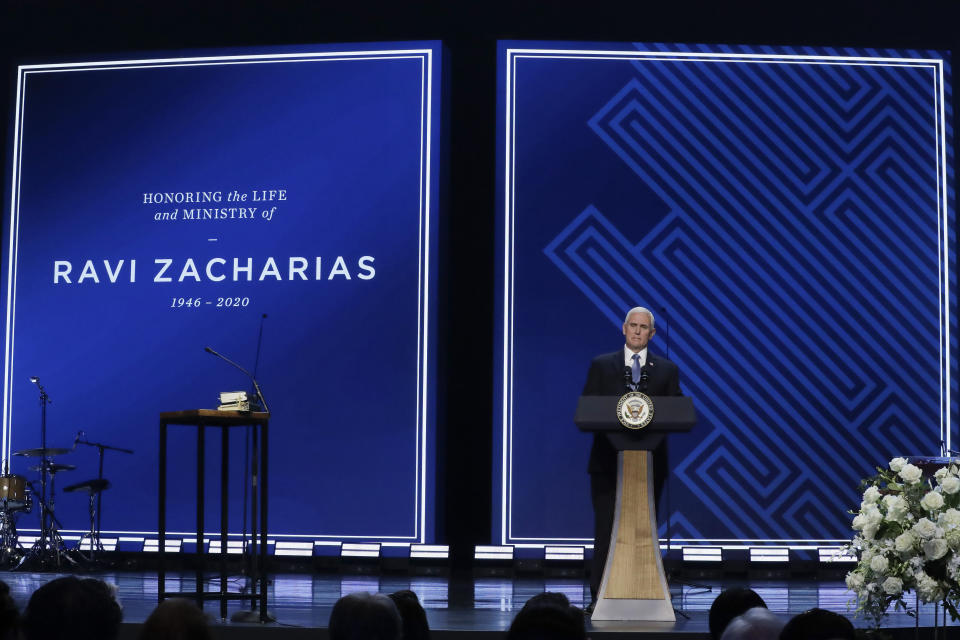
xmin=591 ymin=450 xmax=674 ymax=621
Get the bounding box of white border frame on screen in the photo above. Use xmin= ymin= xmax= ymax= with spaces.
xmin=3 ymin=47 xmax=435 ymax=543
xmin=501 ymin=47 xmax=952 ymax=547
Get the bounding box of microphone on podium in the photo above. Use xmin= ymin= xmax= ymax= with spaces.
xmin=204 ymin=346 xmax=270 ymax=414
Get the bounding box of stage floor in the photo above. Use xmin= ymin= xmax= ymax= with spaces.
xmin=0 ymin=570 xmax=954 ymax=638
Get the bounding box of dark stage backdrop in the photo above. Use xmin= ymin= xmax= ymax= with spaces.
xmin=495 ymin=42 xmax=957 ymax=547
xmin=2 ymin=42 xmax=442 ymax=543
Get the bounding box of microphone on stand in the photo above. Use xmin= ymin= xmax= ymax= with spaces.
xmin=623 ymin=366 xmax=633 ymax=392
xmin=204 ymin=347 xmax=270 ymax=414
xmin=28 ymin=376 xmax=49 ymax=402
xmin=639 ymin=367 xmax=649 ymax=392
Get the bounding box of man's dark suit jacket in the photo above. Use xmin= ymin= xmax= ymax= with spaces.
xmin=580 ymin=349 xmax=681 ymax=474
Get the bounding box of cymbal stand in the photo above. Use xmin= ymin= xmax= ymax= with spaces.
xmin=82 ymin=488 xmax=98 ymax=562
xmin=75 ymin=437 xmax=133 ymax=561
xmin=17 ymin=473 xmax=76 ymax=571
xmin=68 ymin=483 xmax=103 ymax=565
xmin=15 ymin=379 xmax=76 ymax=570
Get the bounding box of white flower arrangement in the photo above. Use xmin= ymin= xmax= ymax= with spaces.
xmin=847 ymin=458 xmax=960 ymax=628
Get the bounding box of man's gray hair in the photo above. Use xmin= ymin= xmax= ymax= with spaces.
xmin=624 ymin=306 xmax=655 ymax=329
xmin=719 ymin=607 xmax=784 ymax=640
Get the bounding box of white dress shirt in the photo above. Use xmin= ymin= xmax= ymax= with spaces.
xmin=624 ymin=345 xmax=648 ymax=368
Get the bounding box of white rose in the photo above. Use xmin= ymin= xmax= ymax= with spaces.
xmin=863 ymin=486 xmax=881 ymax=503
xmin=917 ymin=573 xmax=943 ymax=602
xmin=942 ymin=477 xmax=960 ymax=495
xmin=863 ymin=523 xmax=879 ymax=540
xmin=863 ymin=504 xmax=883 ymax=524
xmin=899 ymin=464 xmax=923 ymax=484
xmin=869 ymin=554 xmax=889 ymax=573
xmin=936 ymin=467 xmax=948 ymax=480
xmin=884 ymin=496 xmax=910 ymax=522
xmin=947 ymin=530 xmax=960 ymax=550
xmin=921 ymin=491 xmax=946 ymax=511
xmin=845 ymin=572 xmax=865 ymax=591
xmin=883 ymin=493 xmax=902 ymax=508
xmin=939 ymin=508 xmax=960 ymax=529
xmin=890 ymin=457 xmax=907 ymax=472
xmin=852 ymin=513 xmax=867 ymax=530
xmin=924 ymin=538 xmax=949 ymax=560
xmin=914 ymin=518 xmax=939 ymax=539
xmin=895 ymin=531 xmax=916 ymax=553
xmin=949 ymin=555 xmax=960 ymax=580
xmin=882 ymin=576 xmax=903 ymax=595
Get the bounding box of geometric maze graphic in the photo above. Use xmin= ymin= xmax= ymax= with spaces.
xmin=544 ymin=47 xmax=951 ymax=541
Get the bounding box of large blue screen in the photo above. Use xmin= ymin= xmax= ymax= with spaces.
xmin=3 ymin=43 xmax=442 ymax=544
xmin=495 ymin=42 xmax=956 ymax=547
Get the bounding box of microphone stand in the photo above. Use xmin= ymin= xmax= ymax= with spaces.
xmin=33 ymin=378 xmax=50 ymax=555
xmin=17 ymin=378 xmax=76 ymax=571
xmin=236 ymin=314 xmax=266 ymax=615
xmin=241 ymin=314 xmax=267 ymax=575
xmin=655 ymin=312 xmax=711 ymax=614
xmin=204 ymin=344 xmax=273 ymax=622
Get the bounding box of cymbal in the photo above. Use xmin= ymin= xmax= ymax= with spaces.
xmin=28 ymin=463 xmax=76 ymax=473
xmin=12 ymin=447 xmax=70 ymax=457
xmin=64 ymin=478 xmax=110 ymax=494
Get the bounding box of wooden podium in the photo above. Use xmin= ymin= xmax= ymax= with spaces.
xmin=575 ymin=396 xmax=696 ymax=621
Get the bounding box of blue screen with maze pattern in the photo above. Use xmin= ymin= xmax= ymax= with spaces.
xmin=494 ymin=42 xmax=956 ymax=546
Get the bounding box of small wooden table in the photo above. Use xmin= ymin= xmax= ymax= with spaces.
xmin=158 ymin=410 xmax=269 ymax=621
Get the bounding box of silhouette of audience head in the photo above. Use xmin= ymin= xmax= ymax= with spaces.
xmin=329 ymin=591 xmax=402 ymax=640
xmin=780 ymin=608 xmax=855 ymax=640
xmin=708 ymin=587 xmax=767 ymax=640
xmin=0 ymin=580 xmax=18 ymax=640
xmin=507 ymin=592 xmax=586 ymax=640
xmin=23 ymin=576 xmax=122 ymax=640
xmin=139 ymin=598 xmax=212 ymax=640
xmin=719 ymin=606 xmax=783 ymax=640
xmin=388 ymin=590 xmax=430 ymax=640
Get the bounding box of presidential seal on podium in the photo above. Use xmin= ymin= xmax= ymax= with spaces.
xmin=616 ymin=392 xmax=654 ymax=429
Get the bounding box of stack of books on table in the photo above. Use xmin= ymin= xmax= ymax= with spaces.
xmin=217 ymin=391 xmax=250 ymax=412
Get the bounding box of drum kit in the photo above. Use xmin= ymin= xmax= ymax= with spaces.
xmin=0 ymin=376 xmax=133 ymax=570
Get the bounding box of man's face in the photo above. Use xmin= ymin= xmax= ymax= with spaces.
xmin=622 ymin=312 xmax=655 ymax=353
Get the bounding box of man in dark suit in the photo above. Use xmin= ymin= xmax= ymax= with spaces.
xmin=581 ymin=306 xmax=681 ymax=607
